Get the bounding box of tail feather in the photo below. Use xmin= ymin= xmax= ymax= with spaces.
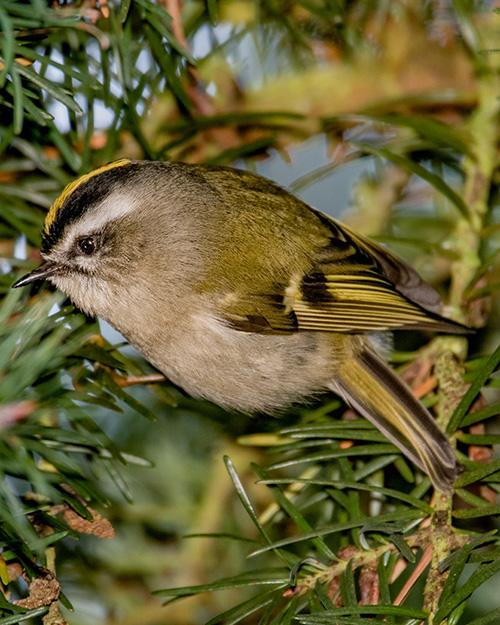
xmin=329 ymin=345 xmax=458 ymax=493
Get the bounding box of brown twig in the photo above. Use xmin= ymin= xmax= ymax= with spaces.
xmin=393 ymin=545 xmax=432 ymax=605
xmin=164 ymin=0 xmax=188 ymax=49
xmin=413 ymin=375 xmax=437 ymax=399
xmin=112 ymin=373 xmax=166 ymax=388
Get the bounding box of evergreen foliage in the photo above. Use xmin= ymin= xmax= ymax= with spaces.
xmin=0 ymin=1 xmax=499 ymax=623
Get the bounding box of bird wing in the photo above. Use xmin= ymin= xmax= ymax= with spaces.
xmin=218 ymin=216 xmax=468 ymax=335
xmin=292 ymin=270 xmax=455 ymax=333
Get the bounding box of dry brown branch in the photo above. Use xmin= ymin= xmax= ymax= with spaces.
xmin=393 ymin=545 xmax=432 ymax=606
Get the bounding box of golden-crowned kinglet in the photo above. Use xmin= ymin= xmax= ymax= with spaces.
xmin=13 ymin=159 xmax=470 ymax=492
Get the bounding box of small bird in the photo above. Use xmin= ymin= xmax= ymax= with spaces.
xmin=13 ymin=159 xmax=469 ymax=492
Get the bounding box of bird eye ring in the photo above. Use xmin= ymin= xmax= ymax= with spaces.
xmin=78 ymin=237 xmax=96 ymax=255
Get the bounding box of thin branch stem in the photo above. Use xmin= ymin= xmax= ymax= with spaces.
xmin=423 ymin=63 xmax=500 ymax=623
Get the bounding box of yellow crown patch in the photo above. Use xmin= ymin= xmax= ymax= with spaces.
xmin=44 ymin=159 xmax=132 ymax=234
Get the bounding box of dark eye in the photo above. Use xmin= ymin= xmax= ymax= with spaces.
xmin=78 ymin=237 xmax=96 ymax=255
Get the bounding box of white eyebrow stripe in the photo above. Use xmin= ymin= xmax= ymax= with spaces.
xmin=63 ymin=192 xmax=139 ymax=241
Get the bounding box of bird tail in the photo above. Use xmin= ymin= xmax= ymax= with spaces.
xmin=329 ymin=343 xmax=459 ymax=493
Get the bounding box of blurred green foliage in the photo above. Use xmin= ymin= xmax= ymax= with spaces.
xmin=1 ymin=1 xmax=500 ymax=624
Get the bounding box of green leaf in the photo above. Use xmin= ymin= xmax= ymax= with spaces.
xmin=268 ymin=444 xmax=399 ymax=470
xmin=11 ymin=65 xmax=23 ymax=135
xmin=259 ymin=478 xmax=432 ymax=513
xmin=250 ymin=509 xmax=423 ymax=557
xmin=453 ymin=504 xmax=500 ymax=518
xmin=49 ymin=127 xmax=82 ymax=171
xmin=153 ymin=568 xmax=290 ymax=597
xmin=253 ymin=465 xmax=336 ymax=560
xmin=460 ymin=401 xmax=500 ymax=427
xmin=34 ymin=530 xmax=69 ymax=550
xmin=455 ymin=457 xmax=500 ymax=487
xmin=438 ymin=542 xmax=475 ymax=607
xmin=289 ymin=160 xmax=353 ymax=194
xmin=448 ymin=600 xmax=468 ymax=625
xmin=205 ymin=137 xmax=277 ymax=165
xmin=299 ymin=619 xmax=388 ymax=625
xmin=352 ymin=141 xmax=469 ymax=218
xmin=99 ymin=457 xmax=132 ymax=503
xmin=280 ymin=429 xmax=387 ymax=444
xmin=120 ymin=0 xmax=132 ymax=22
xmin=282 ymin=422 xmax=374 ymax=434
xmin=267 ymin=595 xmax=299 ymax=625
xmin=447 ymin=342 xmax=500 ymax=434
xmin=164 ymin=111 xmax=305 ymax=132
xmin=330 ymin=113 xmax=473 ymax=156
xmin=13 ymin=45 xmax=97 ymax=87
xmin=183 ymin=532 xmax=256 ymax=544
xmin=146 ymin=25 xmax=192 ymax=111
xmin=95 ymin=368 xmax=157 ymax=421
xmin=469 ymin=547 xmax=500 ymax=564
xmin=377 ymin=553 xmax=396 ymax=616
xmin=434 ymin=557 xmax=500 ymax=624
xmin=0 ymin=184 xmax=51 ymax=207
xmin=352 ymin=454 xmax=401 ymax=481
xmin=339 ymin=560 xmax=356 ymax=607
xmin=458 ymin=433 xmax=500 ymax=445
xmin=74 ymin=344 xmax=128 ymax=370
xmin=388 ymin=533 xmax=416 ymax=562
xmin=20 ymin=94 xmax=52 ymax=126
xmin=467 ymin=608 xmax=500 ymax=625
xmin=0 ymin=608 xmax=49 ymax=625
xmin=204 ymin=586 xmax=283 ymax=625
xmin=15 ymin=62 xmax=83 ymax=114
xmin=224 ymin=457 xmax=293 ymax=568
xmin=294 ymin=605 xmax=428 ymax=621
xmin=0 ymin=9 xmax=14 ymax=89
xmin=206 ymin=0 xmax=218 ymax=25
xmin=135 ymin=0 xmax=196 ymax=64
xmin=313 ymin=578 xmax=335 ymax=610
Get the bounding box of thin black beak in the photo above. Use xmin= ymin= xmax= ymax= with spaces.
xmin=12 ymin=261 xmax=61 ymax=289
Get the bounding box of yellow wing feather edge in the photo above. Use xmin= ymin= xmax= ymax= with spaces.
xmin=292 ymin=274 xmax=465 ymax=333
